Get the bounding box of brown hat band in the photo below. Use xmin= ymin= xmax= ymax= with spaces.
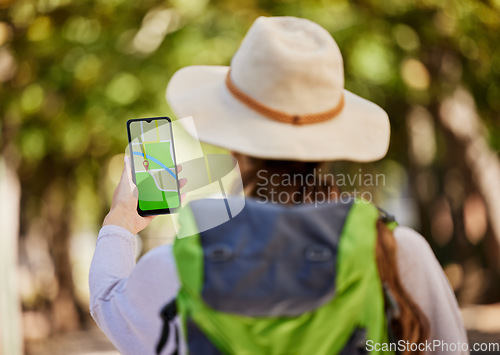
xmin=225 ymin=70 xmax=344 ymax=125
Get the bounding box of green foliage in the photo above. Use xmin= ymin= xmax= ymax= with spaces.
xmin=0 ymin=0 xmax=497 ymax=221
xmin=1 ymin=0 xmax=499 ymax=311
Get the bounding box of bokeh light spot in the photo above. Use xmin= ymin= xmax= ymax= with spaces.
xmin=431 ymin=197 xmax=454 ymax=246
xmin=393 ymin=24 xmax=420 ymax=52
xmin=464 ymin=194 xmax=487 ymax=245
xmin=171 ymin=0 xmax=209 ymax=16
xmin=9 ymin=1 xmax=36 ymax=28
xmin=27 ymin=16 xmax=53 ymax=41
xmin=401 ymin=58 xmax=430 ymax=90
xmin=63 ymin=16 xmax=101 ymax=44
xmin=0 ymin=22 xmax=13 ymax=46
xmin=74 ymin=54 xmax=102 ymax=83
xmin=0 ymin=47 xmax=17 ymax=82
xmin=349 ymin=37 xmax=395 ymax=85
xmin=106 ymin=73 xmax=142 ymax=105
xmin=21 ymin=83 xmax=45 ymax=114
xmin=407 ymin=106 xmax=436 ymax=166
xmin=444 ymin=263 xmax=464 ymax=291
xmin=20 ymin=129 xmax=46 ymax=161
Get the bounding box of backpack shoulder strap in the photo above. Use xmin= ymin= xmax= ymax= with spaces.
xmin=156 ymin=299 xmax=180 ymax=355
xmin=376 ymin=206 xmax=402 ymax=355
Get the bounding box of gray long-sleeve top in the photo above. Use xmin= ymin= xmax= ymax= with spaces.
xmin=89 ymin=225 xmax=468 ymax=355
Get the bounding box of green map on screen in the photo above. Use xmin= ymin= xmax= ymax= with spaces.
xmin=129 ymin=119 xmax=180 ymax=211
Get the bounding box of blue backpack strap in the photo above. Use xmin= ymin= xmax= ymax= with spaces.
xmin=339 ymin=328 xmax=368 ymax=355
xmin=157 ymin=302 xmax=222 ymax=355
xmin=383 ymin=284 xmax=402 ymax=355
xmin=186 ymin=318 xmax=222 ymax=355
xmin=156 ymin=299 xmax=179 ymax=355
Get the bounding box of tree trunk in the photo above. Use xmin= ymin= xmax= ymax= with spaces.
xmin=0 ymin=156 xmax=23 ymax=355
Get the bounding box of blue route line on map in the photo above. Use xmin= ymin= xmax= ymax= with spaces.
xmin=132 ymin=151 xmax=177 ymax=180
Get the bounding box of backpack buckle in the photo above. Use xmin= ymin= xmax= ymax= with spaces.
xmin=377 ymin=206 xmax=396 ymax=224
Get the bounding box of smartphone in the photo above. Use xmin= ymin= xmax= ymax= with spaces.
xmin=127 ymin=117 xmax=181 ymax=216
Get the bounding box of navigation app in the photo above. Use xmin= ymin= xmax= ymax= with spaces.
xmin=128 ymin=119 xmax=180 ymax=212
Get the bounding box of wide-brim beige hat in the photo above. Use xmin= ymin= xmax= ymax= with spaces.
xmin=166 ymin=16 xmax=390 ymax=162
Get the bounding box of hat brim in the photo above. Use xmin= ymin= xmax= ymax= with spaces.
xmin=166 ymin=65 xmax=390 ymax=162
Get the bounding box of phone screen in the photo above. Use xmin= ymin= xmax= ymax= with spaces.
xmin=127 ymin=117 xmax=180 ymax=215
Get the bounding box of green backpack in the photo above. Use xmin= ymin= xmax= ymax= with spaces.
xmin=156 ymin=197 xmax=398 ymax=355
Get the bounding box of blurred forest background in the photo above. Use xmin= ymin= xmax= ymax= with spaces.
xmin=1 ymin=0 xmax=500 ymax=353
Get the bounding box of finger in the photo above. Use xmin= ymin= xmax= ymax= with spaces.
xmin=176 ymin=164 xmax=183 ymax=173
xmin=123 ymin=156 xmax=138 ymax=193
xmin=179 ymin=178 xmax=187 ymax=189
xmin=132 ymin=183 xmax=139 ymax=199
xmin=180 ymin=192 xmax=186 ymax=203
xmin=112 ymin=161 xmax=137 ymax=204
xmin=118 ymin=158 xmax=131 ymax=187
xmin=124 ymin=156 xmax=134 ymax=182
xmin=119 ymin=157 xmax=137 ymax=195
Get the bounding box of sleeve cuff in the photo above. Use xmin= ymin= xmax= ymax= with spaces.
xmin=99 ymin=225 xmax=135 ymax=239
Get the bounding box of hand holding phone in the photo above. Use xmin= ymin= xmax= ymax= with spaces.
xmin=127 ymin=117 xmax=181 ymax=216
xmin=103 ymin=156 xmax=187 ymax=234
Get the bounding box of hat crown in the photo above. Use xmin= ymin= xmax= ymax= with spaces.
xmin=230 ymin=16 xmax=344 ymax=115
